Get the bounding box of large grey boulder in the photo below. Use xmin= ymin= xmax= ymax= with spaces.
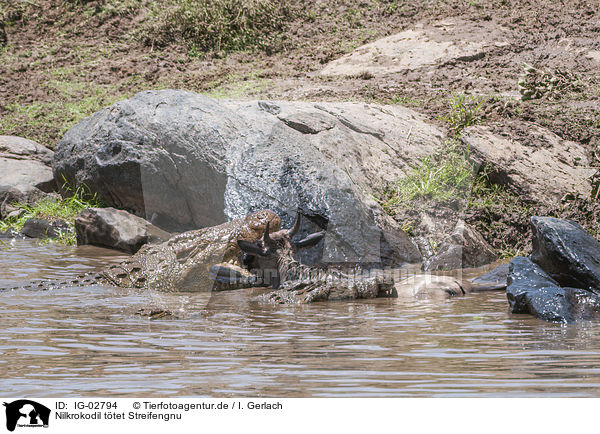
xmin=75 ymin=207 xmax=171 ymax=254
xmin=53 ymin=90 xmax=441 ymax=266
xmin=0 ymin=136 xmax=57 ymax=218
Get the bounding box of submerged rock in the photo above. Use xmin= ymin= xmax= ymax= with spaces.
xmin=471 ymin=262 xmax=509 ymax=291
xmin=75 ymin=207 xmax=171 ymax=254
xmin=395 ymin=274 xmax=466 ymax=299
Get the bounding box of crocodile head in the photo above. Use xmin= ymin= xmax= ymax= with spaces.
xmin=237 ymin=212 xmax=325 ymax=288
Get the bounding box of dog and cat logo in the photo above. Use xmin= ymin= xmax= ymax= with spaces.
xmin=3 ymin=400 xmax=50 ymax=431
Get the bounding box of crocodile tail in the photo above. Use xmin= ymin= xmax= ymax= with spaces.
xmin=0 ymin=272 xmax=106 ymax=291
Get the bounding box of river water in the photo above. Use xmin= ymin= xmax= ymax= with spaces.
xmin=1 ymin=239 xmax=600 ymax=397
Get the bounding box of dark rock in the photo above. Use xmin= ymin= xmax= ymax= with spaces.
xmin=530 ymin=216 xmax=600 ymax=292
xmin=507 ymin=257 xmax=600 ymax=323
xmin=75 ymin=207 xmax=171 ymax=253
xmin=471 ymin=262 xmax=509 ymax=291
xmin=21 ymin=218 xmax=72 ymax=239
xmin=53 ymin=90 xmax=442 ymax=267
xmin=424 ymin=219 xmax=497 ymax=271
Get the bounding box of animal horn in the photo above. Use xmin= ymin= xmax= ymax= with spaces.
xmin=288 ymin=211 xmax=301 ymax=236
xmin=263 ymin=221 xmax=272 ymax=244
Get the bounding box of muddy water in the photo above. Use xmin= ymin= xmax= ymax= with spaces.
xmin=1 ymin=239 xmax=600 ymax=397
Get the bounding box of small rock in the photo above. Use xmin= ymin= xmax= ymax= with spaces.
xmin=21 ymin=218 xmax=72 ymax=239
xmin=585 ymin=50 xmax=600 ymax=63
xmin=0 ymin=136 xmax=54 ymax=165
xmin=0 ymin=228 xmax=25 ymax=239
xmin=0 ymin=136 xmax=57 ymax=219
xmin=5 ymin=207 xmax=26 ymax=220
xmin=424 ymin=220 xmax=497 ymax=271
xmin=75 ymin=207 xmax=171 ymax=253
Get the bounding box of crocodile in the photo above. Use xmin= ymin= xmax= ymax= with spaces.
xmin=1 ymin=209 xmax=281 ymax=292
xmin=1 ymin=209 xmax=507 ymax=306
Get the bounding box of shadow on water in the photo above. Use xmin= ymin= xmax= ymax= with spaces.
xmin=1 ymin=240 xmax=600 ymax=397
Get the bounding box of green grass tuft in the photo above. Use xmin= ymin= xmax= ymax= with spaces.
xmin=0 ymin=184 xmax=102 ymax=245
xmin=378 ymin=142 xmax=476 ymax=213
xmin=440 ymin=93 xmax=485 ymax=135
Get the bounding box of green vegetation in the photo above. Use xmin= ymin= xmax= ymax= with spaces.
xmin=377 ymin=137 xmax=534 ymax=256
xmin=205 ymin=70 xmax=270 ymax=98
xmin=139 ymin=0 xmax=296 ymax=55
xmin=0 ymin=185 xmax=102 ymax=245
xmin=440 ymin=93 xmax=485 ymax=135
xmin=1 ymin=84 xmax=126 ymax=146
xmin=389 ymin=94 xmax=426 ymax=107
xmin=378 ymin=142 xmax=475 ymax=213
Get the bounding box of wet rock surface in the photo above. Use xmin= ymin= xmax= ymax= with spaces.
xmin=530 ymin=216 xmax=600 ymax=292
xmin=75 ymin=207 xmax=171 ymax=254
xmin=506 ymin=217 xmax=600 ymax=323
xmin=507 ymin=257 xmax=600 ymax=323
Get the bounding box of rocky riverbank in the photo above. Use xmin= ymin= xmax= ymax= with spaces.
xmin=1 ymin=87 xmax=600 ymax=321
xmin=1 ymin=1 xmax=599 ymax=322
